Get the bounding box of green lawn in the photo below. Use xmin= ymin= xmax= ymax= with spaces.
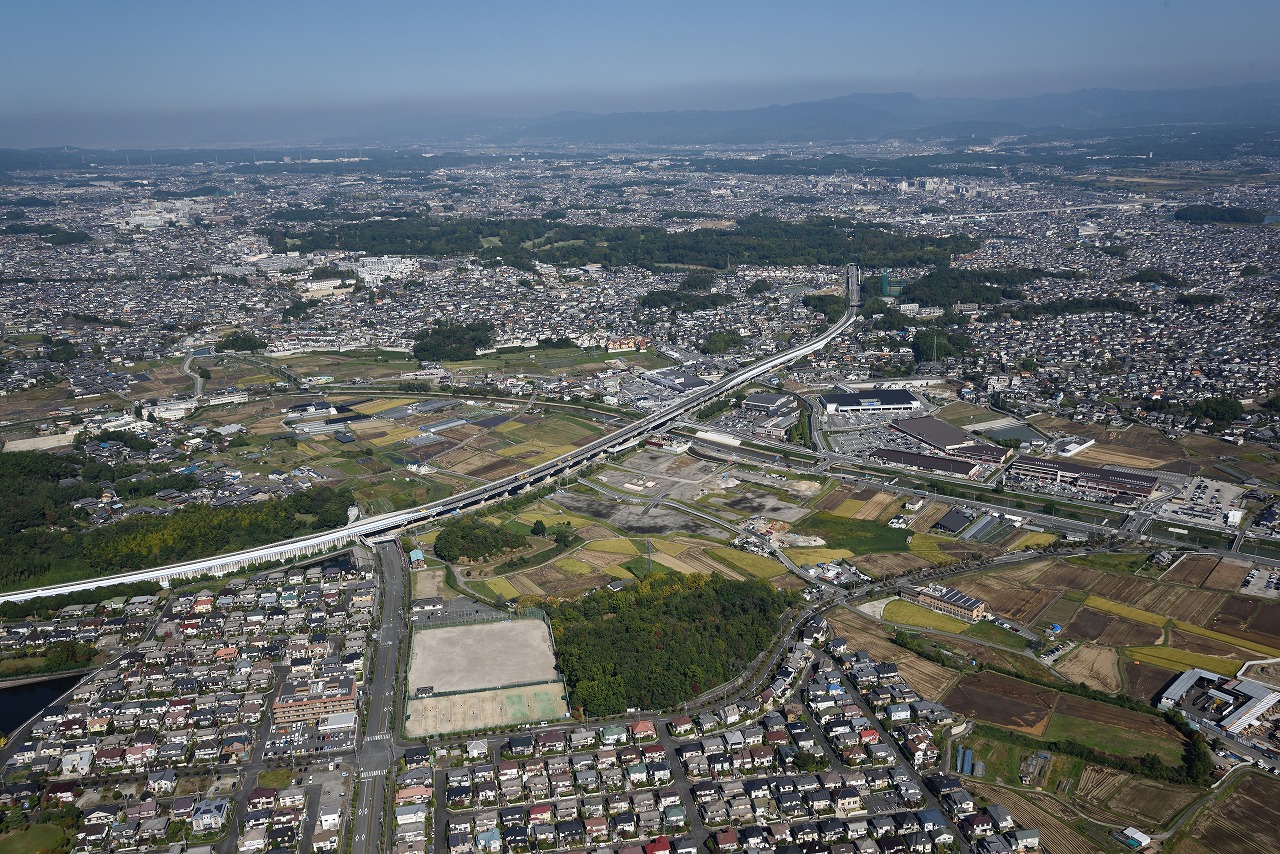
xmin=964 ymin=619 xmax=1032 ymax=649
xmin=256 ymin=768 xmax=295 ymax=789
xmin=881 ymin=598 xmax=971 ymax=633
xmin=1043 ymin=712 xmax=1184 ymax=765
xmin=792 ymin=512 xmax=910 ymax=554
xmin=0 ymin=824 xmax=67 ymax=854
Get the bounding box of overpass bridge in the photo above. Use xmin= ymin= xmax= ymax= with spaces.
xmin=0 ymin=273 xmax=863 ymax=603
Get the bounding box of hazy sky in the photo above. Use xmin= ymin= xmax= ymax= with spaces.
xmin=2 ymin=0 xmax=1278 ymax=147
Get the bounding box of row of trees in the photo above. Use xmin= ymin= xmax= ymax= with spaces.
xmin=551 ymin=572 xmax=792 ymax=717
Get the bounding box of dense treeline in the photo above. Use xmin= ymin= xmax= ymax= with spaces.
xmin=700 ymin=330 xmax=744 ymax=354
xmin=258 ymin=214 xmax=977 ymax=272
xmin=1175 ymin=293 xmax=1224 ymax=307
xmin=1124 ymin=268 xmax=1188 ymax=287
xmin=216 ymin=331 xmax=267 ymax=352
xmin=639 ymin=290 xmax=733 ymax=313
xmin=1174 ymin=204 xmax=1266 ymax=224
xmin=983 ymin=296 xmax=1147 ymax=322
xmin=412 ymin=321 xmax=495 ymax=361
xmin=802 ymin=293 xmax=848 ymax=324
xmin=0 ymin=469 xmax=353 ymax=591
xmin=0 ymin=580 xmax=162 ymax=621
xmin=901 ymin=266 xmax=1076 ymax=307
xmin=433 ymin=517 xmax=527 ymax=563
xmin=0 ymin=222 xmax=92 ymax=244
xmin=551 ymin=572 xmax=792 ymax=716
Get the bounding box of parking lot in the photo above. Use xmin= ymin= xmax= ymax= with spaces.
xmin=1153 ymin=476 xmax=1247 ymax=533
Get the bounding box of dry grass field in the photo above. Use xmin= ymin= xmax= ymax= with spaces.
xmin=1055 ymin=643 xmax=1122 ymax=693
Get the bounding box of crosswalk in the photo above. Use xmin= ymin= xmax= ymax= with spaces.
xmin=364 ymin=733 xmax=391 ymax=742
xmin=360 ymin=769 xmax=386 ymax=780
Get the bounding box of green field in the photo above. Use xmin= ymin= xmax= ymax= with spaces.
xmin=0 ymin=824 xmax=67 ymax=854
xmin=1043 ymin=712 xmax=1184 ymax=765
xmin=708 ymin=547 xmax=787 ymax=579
xmin=793 ymin=512 xmax=910 ymax=554
xmin=965 ymin=619 xmax=1032 ymax=648
xmin=882 ymin=598 xmax=971 ymax=633
xmin=1125 ymin=645 xmax=1240 ymax=676
xmin=908 ymin=532 xmax=959 ymax=565
xmin=1067 ymin=552 xmax=1152 ymax=572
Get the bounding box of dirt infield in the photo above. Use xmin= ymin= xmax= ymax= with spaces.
xmin=1055 ymin=643 xmax=1122 ymax=693
xmin=943 ymin=672 xmax=1058 ymax=735
xmin=405 ymin=684 xmax=568 ymax=737
xmin=407 ymin=619 xmax=559 ymax=694
xmin=1183 ymin=772 xmax=1280 ymax=854
xmin=1067 ymin=608 xmax=1163 ymax=647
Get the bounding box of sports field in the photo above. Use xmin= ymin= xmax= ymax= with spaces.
xmin=405 ymin=683 xmax=568 ymax=736
xmin=406 ymin=619 xmax=558 ymax=694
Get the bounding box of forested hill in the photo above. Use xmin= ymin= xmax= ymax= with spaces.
xmin=550 ymin=572 xmax=793 ymax=717
xmin=0 ymin=447 xmax=353 ymax=591
xmin=259 ymin=214 xmax=978 ymax=273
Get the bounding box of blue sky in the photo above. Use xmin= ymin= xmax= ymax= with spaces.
xmin=2 ymin=0 xmax=1278 ymax=145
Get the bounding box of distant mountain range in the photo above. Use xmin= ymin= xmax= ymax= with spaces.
xmin=498 ymin=81 xmax=1280 ymax=145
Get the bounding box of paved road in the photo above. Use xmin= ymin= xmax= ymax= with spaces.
xmin=180 ymin=352 xmax=204 ymax=398
xmin=350 ymin=539 xmax=409 ymax=854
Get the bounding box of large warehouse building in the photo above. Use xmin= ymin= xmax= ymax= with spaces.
xmin=892 ymin=416 xmax=973 ymax=451
xmin=1007 ymin=455 xmax=1158 ymax=500
xmin=819 ymin=389 xmax=922 ymax=415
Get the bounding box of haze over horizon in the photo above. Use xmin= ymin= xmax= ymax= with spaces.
xmin=3 ymin=0 xmax=1280 ymax=148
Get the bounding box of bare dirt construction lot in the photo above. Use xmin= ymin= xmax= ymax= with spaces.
xmin=406 ymin=619 xmax=558 ymax=694
xmin=405 ymin=684 xmax=568 ymax=738
xmin=943 ymin=671 xmax=1058 ymax=735
xmin=1179 ymin=772 xmax=1280 ymax=854
xmin=1055 ymin=643 xmax=1122 ymax=693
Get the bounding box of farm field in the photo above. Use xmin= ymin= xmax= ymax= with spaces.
xmin=1176 ymin=772 xmax=1280 ymax=854
xmin=881 ymin=598 xmax=971 ymax=633
xmin=970 ymin=783 xmax=1106 ymax=854
xmin=791 ymin=511 xmax=910 ymax=554
xmin=1054 ymin=643 xmax=1122 ymax=693
xmin=1047 ymin=694 xmax=1186 ymax=765
xmin=943 ymin=671 xmax=1059 ymax=736
xmin=707 ymin=547 xmax=786 ymax=579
